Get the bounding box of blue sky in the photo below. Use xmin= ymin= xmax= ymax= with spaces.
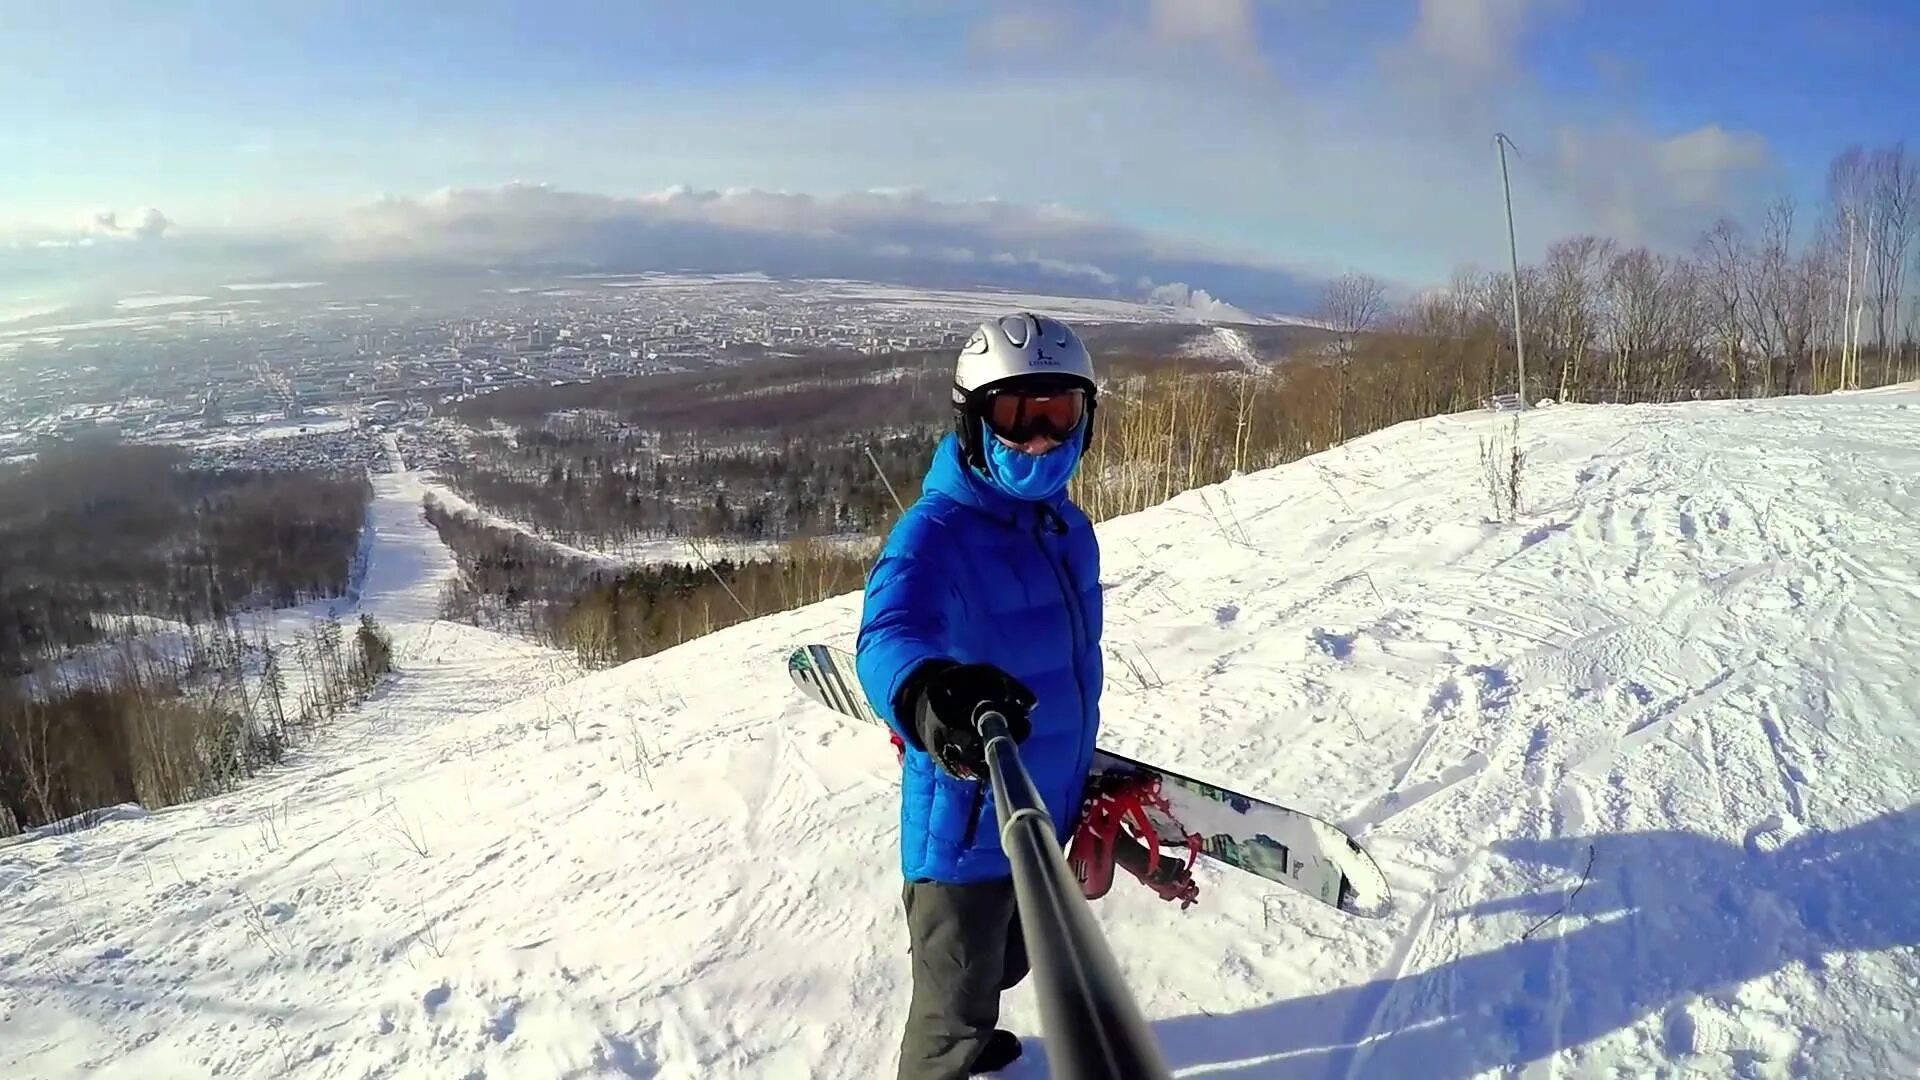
xmin=3 ymin=0 xmax=1916 ymax=309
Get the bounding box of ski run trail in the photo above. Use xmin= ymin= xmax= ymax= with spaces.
xmin=5 ymin=388 xmax=1918 ymax=1080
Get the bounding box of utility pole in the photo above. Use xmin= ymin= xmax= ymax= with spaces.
xmin=1495 ymin=133 xmax=1529 ymax=407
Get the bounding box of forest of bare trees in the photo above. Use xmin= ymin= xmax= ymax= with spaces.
xmin=425 ymin=496 xmax=872 ymax=665
xmin=432 ymin=323 xmax=1325 ymax=553
xmin=0 ymin=612 xmax=394 ymax=836
xmin=1404 ymin=141 xmax=1920 ymax=403
xmin=0 ymin=440 xmax=374 ymax=675
xmin=0 ymin=439 xmax=387 ymax=837
xmin=438 ymin=430 xmax=931 ymax=547
xmin=1074 ymin=145 xmax=1920 ymax=521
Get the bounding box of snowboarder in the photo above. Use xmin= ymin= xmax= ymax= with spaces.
xmin=856 ymin=312 xmax=1105 ymax=1078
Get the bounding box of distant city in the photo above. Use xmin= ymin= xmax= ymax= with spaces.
xmin=0 ymin=274 xmax=1254 ymax=473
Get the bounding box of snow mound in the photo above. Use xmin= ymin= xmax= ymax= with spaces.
xmin=3 ymin=388 xmax=1917 ymax=1079
xmin=1181 ymin=325 xmax=1270 ymax=372
xmin=0 ymin=804 xmax=151 ymax=852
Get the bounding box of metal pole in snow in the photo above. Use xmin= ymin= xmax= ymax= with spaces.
xmin=1496 ymin=133 xmax=1530 ymax=408
xmin=865 ymin=445 xmax=905 ymax=513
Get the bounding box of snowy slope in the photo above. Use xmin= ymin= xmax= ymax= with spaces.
xmin=1187 ymin=326 xmax=1270 ymax=373
xmin=18 ymin=449 xmax=452 ymax=704
xmin=4 ymin=388 xmax=1918 ymax=1079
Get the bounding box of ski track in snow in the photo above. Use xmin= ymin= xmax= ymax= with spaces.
xmin=1209 ymin=327 xmax=1270 ymax=374
xmin=5 ymin=390 xmax=1919 ymax=1079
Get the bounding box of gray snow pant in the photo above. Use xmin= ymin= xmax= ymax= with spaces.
xmin=897 ymin=877 xmax=1030 ymax=1080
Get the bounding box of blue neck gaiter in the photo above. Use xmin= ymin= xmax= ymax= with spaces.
xmin=980 ymin=422 xmax=1083 ymax=501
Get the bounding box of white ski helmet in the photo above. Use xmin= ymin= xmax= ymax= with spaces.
xmin=951 ymin=312 xmax=1098 ymax=466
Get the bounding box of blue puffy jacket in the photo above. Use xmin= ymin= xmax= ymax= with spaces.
xmin=856 ymin=433 xmax=1104 ymax=884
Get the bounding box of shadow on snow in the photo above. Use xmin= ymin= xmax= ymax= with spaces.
xmin=1145 ymin=805 xmax=1919 ymax=1077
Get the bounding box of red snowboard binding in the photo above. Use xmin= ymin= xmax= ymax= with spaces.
xmin=889 ymin=732 xmax=1200 ymax=909
xmin=1067 ymin=770 xmax=1202 ymax=910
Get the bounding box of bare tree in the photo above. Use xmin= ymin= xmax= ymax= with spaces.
xmin=1905 ymin=306 xmax=1920 ymax=381
xmin=1539 ymin=235 xmax=1615 ymax=400
xmin=1599 ymin=250 xmax=1645 ymax=390
xmin=1866 ymin=144 xmax=1917 ymax=379
xmin=260 ymin=642 xmax=287 ymax=735
xmin=1319 ymin=272 xmax=1388 ymax=341
xmin=1828 ymin=147 xmax=1875 ymax=387
xmin=1741 ymin=198 xmax=1807 ymax=396
xmin=1697 ymin=220 xmax=1749 ymax=391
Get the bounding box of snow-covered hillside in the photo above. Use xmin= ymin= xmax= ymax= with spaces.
xmin=1183 ymin=326 xmax=1272 ymax=373
xmin=4 ymin=388 xmax=1917 ymax=1079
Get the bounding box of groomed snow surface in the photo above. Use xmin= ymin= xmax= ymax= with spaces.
xmin=4 ymin=388 xmax=1917 ymax=1079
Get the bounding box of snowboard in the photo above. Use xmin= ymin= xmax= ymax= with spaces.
xmin=788 ymin=643 xmax=1391 ymax=919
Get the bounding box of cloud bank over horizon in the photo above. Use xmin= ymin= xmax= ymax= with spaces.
xmin=4 ymin=183 xmax=1327 ymax=315
xmin=333 ymin=183 xmax=1321 ymax=310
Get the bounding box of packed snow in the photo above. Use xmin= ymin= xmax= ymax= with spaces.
xmin=1186 ymin=326 xmax=1271 ymax=373
xmin=0 ymin=311 xmax=236 ymax=340
xmin=114 ymin=295 xmax=214 ymax=311
xmin=3 ymin=387 xmax=1916 ymax=1079
xmin=167 ymin=415 xmax=356 ymax=448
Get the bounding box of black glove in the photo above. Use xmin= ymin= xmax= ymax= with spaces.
xmin=900 ymin=660 xmax=1035 ymax=780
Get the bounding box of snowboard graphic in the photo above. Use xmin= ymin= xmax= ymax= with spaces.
xmin=788 ymin=643 xmax=1391 ymax=919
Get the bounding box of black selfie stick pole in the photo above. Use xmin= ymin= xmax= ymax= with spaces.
xmin=976 ymin=708 xmax=1171 ymax=1080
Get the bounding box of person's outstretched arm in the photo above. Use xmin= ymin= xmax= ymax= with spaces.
xmin=856 ymin=544 xmax=958 ymax=745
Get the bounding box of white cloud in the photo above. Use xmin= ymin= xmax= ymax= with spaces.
xmin=0 ymin=178 xmax=1323 ymax=314
xmin=1550 ymin=123 xmax=1772 ymax=242
xmin=1398 ymin=0 xmax=1540 ymax=85
xmin=968 ymin=0 xmax=1266 ymax=74
xmin=1350 ymin=0 xmax=1775 ymax=260
xmin=87 ymin=207 xmax=173 ymax=240
xmin=1652 ymin=125 xmax=1772 ymax=205
xmin=930 ymin=2 xmax=1773 ymax=278
xmin=329 ymin=182 xmax=1316 ymax=310
xmin=3 ymin=208 xmax=174 ymax=252
xmin=1144 ymin=280 xmax=1252 ymax=322
xmin=1146 ymin=0 xmax=1261 ymax=66
xmin=341 ymin=184 xmax=1151 ymax=264
xmin=969 ymin=7 xmax=1072 ymax=54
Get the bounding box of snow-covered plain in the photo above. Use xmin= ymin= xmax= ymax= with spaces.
xmin=565 ymin=272 xmax=1304 ymax=327
xmin=114 ymin=295 xmax=215 ymax=311
xmin=0 ymin=300 xmax=70 ymax=326
xmin=3 ymin=388 xmax=1917 ymax=1079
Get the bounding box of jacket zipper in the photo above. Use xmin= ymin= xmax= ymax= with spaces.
xmin=961 ymin=781 xmax=986 ymax=847
xmin=960 ymin=504 xmax=1092 ymax=853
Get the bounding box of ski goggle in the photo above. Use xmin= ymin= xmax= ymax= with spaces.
xmin=982 ymin=385 xmax=1087 ymax=443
